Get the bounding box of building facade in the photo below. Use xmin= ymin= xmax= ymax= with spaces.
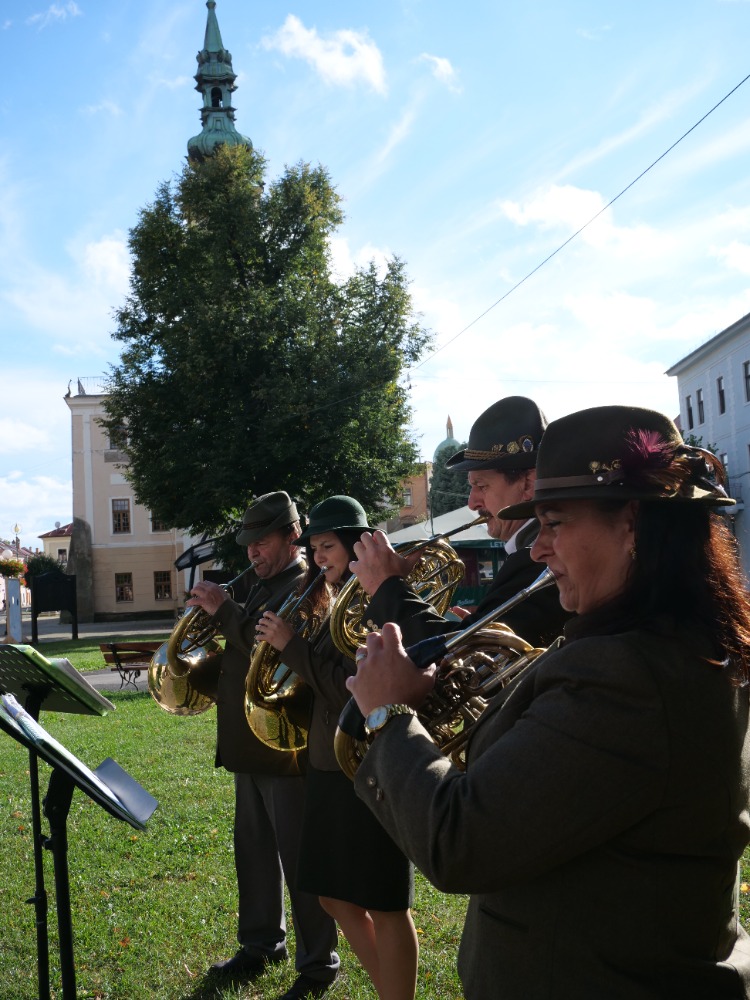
xmin=38 ymin=522 xmax=73 ymax=567
xmin=666 ymin=309 xmax=750 ymax=580
xmin=64 ymin=380 xmax=201 ymax=619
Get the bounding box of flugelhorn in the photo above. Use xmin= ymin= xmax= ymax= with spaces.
xmin=329 ymin=514 xmax=489 ymax=660
xmin=334 ymin=567 xmax=556 ymax=778
xmin=244 ymin=566 xmax=328 ymax=751
xmin=148 ymin=563 xmax=256 ymax=715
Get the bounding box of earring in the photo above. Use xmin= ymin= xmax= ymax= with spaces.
xmin=629 ymin=545 xmax=637 ymax=561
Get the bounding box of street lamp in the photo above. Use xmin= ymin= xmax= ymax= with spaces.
xmin=12 ymin=524 xmax=21 ymax=559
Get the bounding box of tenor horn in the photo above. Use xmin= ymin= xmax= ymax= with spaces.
xmin=243 ymin=567 xmax=328 ymax=751
xmin=329 ymin=514 xmax=488 ymax=660
xmin=148 ymin=563 xmax=255 ymax=716
xmin=334 ymin=567 xmax=556 ymax=778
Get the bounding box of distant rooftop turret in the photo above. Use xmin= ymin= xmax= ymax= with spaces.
xmin=433 ymin=415 xmax=461 ymax=461
xmin=187 ymin=1 xmax=252 ymax=160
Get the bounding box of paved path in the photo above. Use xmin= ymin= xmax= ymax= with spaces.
xmin=7 ymin=612 xmax=173 ymax=693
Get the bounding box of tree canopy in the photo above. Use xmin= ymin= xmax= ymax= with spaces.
xmin=102 ymin=145 xmax=431 ymax=537
xmin=428 ymin=442 xmax=470 ymax=518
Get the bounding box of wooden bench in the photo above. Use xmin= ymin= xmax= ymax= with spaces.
xmin=99 ymin=641 xmax=161 ymax=690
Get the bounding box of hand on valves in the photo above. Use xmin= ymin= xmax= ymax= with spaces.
xmin=345 ymin=622 xmax=437 ymax=718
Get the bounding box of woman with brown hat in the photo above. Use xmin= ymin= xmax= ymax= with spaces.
xmin=346 ymin=406 xmax=750 ymax=999
xmin=255 ymin=496 xmax=417 ymax=1000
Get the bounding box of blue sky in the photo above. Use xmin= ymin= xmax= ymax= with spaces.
xmin=3 ymin=0 xmax=750 ymax=548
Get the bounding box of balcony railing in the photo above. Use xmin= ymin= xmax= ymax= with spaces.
xmin=70 ymin=376 xmax=110 ymax=396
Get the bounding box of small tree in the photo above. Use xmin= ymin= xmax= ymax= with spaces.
xmin=25 ymin=553 xmax=65 ymax=583
xmin=429 ymin=442 xmax=471 ymax=518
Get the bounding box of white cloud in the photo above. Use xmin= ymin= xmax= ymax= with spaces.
xmin=155 ymin=75 xmax=191 ymax=91
xmin=419 ymin=54 xmax=461 ymax=93
xmin=0 ymin=472 xmax=72 ymax=550
xmin=711 ymin=240 xmax=750 ymax=275
xmin=262 ymin=15 xmax=387 ymax=94
xmin=80 ymin=99 xmax=124 ymax=117
xmin=1 ymin=231 xmax=130 ymax=351
xmin=375 ymin=106 xmax=418 ymax=164
xmin=498 ymin=183 xmax=674 ymax=256
xmin=329 ymin=237 xmax=390 ymax=281
xmin=558 ymin=79 xmax=707 ymax=180
xmin=27 ymin=2 xmax=81 ymax=30
xmin=576 ymin=25 xmax=612 ymax=42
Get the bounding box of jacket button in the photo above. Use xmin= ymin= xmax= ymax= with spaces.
xmin=366 ymin=776 xmax=377 ymax=788
xmin=375 ymin=789 xmax=384 ymax=801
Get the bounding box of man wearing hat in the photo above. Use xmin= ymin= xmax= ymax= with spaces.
xmin=187 ymin=492 xmax=339 ymax=999
xmin=352 ymin=396 xmax=570 ymax=648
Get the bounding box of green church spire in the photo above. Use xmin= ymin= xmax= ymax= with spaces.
xmin=187 ymin=1 xmax=252 ymax=160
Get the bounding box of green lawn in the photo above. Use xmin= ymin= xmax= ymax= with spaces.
xmin=0 ymin=640 xmax=466 ymax=1000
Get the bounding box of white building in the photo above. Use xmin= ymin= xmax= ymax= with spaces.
xmin=65 ymin=379 xmax=206 ymax=620
xmin=666 ymin=310 xmax=750 ymax=580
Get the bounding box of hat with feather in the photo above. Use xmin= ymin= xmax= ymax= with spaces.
xmin=499 ymin=405 xmax=734 ymax=519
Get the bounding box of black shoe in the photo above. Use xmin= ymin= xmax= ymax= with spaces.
xmin=277 ymin=973 xmax=334 ymax=1000
xmin=209 ymin=948 xmax=284 ymax=979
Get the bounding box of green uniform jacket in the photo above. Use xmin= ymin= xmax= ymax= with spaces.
xmin=194 ymin=561 xmax=307 ymax=776
xmin=355 ymin=617 xmax=750 ymax=999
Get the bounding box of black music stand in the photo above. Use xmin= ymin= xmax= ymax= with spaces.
xmin=0 ymin=645 xmax=158 ymax=1000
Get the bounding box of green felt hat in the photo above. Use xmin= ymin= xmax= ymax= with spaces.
xmin=445 ymin=396 xmax=547 ymax=472
xmin=295 ymin=495 xmax=370 ymax=545
xmin=236 ymin=492 xmax=299 ymax=545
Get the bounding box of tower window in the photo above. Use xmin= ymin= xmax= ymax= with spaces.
xmin=211 ymin=87 xmax=223 ymax=108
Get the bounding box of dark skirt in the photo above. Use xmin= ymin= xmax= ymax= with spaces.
xmin=297 ymin=766 xmax=414 ymax=911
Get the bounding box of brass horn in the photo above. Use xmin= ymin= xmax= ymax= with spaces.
xmin=148 ymin=563 xmax=255 ymax=716
xmin=244 ymin=567 xmax=328 ymax=750
xmin=334 ymin=568 xmax=556 ymax=778
xmin=329 ymin=514 xmax=489 ymax=660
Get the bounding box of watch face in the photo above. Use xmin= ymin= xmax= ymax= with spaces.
xmin=366 ymin=705 xmax=389 ymax=731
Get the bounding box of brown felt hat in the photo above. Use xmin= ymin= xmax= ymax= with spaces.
xmin=500 ymin=405 xmax=734 ymax=519
xmin=236 ymin=492 xmax=299 ymax=545
xmin=445 ymin=396 xmax=547 ymax=472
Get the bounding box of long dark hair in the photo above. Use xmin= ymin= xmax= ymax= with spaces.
xmin=602 ymin=501 xmax=750 ymax=682
xmin=296 ymin=529 xmax=361 ymax=619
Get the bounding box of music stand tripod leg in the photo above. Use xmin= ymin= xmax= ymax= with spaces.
xmin=27 ymin=746 xmax=50 ymax=1000
xmin=23 ymin=689 xmax=50 ymax=1000
xmin=43 ymin=769 xmax=77 ymax=1000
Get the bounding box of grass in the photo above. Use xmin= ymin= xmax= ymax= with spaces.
xmin=0 ymin=638 xmax=466 ymax=1000
xmin=4 ymin=635 xmax=750 ymax=999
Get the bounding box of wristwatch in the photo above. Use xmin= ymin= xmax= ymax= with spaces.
xmin=364 ymin=703 xmax=416 ymax=735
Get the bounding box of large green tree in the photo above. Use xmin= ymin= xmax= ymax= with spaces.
xmin=428 ymin=441 xmax=471 ymax=518
xmin=102 ymin=145 xmax=430 ymax=537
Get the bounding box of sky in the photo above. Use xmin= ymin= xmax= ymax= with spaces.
xmin=3 ymin=0 xmax=750 ymax=549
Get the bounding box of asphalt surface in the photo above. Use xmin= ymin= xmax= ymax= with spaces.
xmin=5 ymin=612 xmax=173 ymax=693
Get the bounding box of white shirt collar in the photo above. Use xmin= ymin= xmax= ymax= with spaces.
xmin=503 ymin=518 xmax=535 ymax=556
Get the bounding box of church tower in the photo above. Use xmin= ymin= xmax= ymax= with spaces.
xmin=187 ymin=1 xmax=253 ymax=160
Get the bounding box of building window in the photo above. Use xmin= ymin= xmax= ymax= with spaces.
xmin=696 ymin=388 xmax=705 ymax=424
xmin=685 ymin=395 xmax=694 ymax=430
xmin=154 ymin=571 xmax=172 ymax=601
xmin=112 ymin=499 xmax=131 ymax=534
xmin=115 ymin=572 xmax=133 ymax=603
xmin=402 ymin=487 xmax=413 ymax=507
xmin=108 ymin=425 xmax=129 ymax=450
xmin=57 ymin=548 xmax=67 ymax=565
xmin=721 ymin=453 xmax=729 ymax=474
xmin=717 ymin=376 xmax=726 ymax=415
xmin=150 ymin=514 xmax=170 ymax=533
xmin=745 ymin=362 xmax=750 ymax=403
